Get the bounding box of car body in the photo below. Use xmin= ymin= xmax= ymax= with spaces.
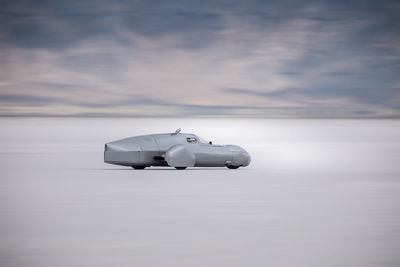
xmin=104 ymin=129 xmax=251 ymax=169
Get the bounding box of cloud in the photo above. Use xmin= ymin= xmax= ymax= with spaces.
xmin=222 ymin=88 xmax=299 ymax=98
xmin=0 ymin=94 xmax=58 ymax=105
xmin=0 ymin=0 xmax=399 ymax=117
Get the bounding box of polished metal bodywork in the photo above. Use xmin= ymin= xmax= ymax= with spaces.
xmin=104 ymin=130 xmax=251 ymax=169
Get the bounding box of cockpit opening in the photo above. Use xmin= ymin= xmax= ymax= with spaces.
xmin=186 ymin=137 xmax=198 ymax=143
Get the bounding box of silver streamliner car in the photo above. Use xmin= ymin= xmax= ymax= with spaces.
xmin=104 ymin=129 xmax=251 ymax=170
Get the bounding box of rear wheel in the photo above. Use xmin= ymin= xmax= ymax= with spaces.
xmin=132 ymin=166 xmax=146 ymax=169
xmin=227 ymin=165 xmax=239 ymax=169
xmin=175 ymin=167 xmax=187 ymax=170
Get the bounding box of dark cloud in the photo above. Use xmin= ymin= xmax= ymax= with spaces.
xmin=0 ymin=94 xmax=59 ymax=106
xmin=0 ymin=92 xmax=172 ymax=108
xmin=0 ymin=0 xmax=225 ymax=49
xmin=224 ymin=83 xmax=399 ymax=108
xmin=2 ymin=0 xmax=396 ymax=49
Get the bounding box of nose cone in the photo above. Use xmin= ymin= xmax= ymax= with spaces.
xmin=228 ymin=145 xmax=251 ymax=167
xmin=242 ymin=151 xmax=251 ymax=166
xmin=237 ymin=150 xmax=251 ymax=167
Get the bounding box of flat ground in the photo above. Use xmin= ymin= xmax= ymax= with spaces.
xmin=0 ymin=118 xmax=399 ymax=267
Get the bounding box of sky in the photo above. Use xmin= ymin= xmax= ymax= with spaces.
xmin=0 ymin=0 xmax=399 ymax=117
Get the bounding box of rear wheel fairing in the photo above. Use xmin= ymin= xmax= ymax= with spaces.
xmin=165 ymin=144 xmax=195 ymax=167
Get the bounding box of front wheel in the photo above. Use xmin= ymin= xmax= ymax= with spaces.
xmin=175 ymin=167 xmax=187 ymax=170
xmin=227 ymin=165 xmax=239 ymax=169
xmin=132 ymin=166 xmax=146 ymax=169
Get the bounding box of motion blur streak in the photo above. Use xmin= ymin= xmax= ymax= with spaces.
xmin=0 ymin=118 xmax=399 ymax=267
